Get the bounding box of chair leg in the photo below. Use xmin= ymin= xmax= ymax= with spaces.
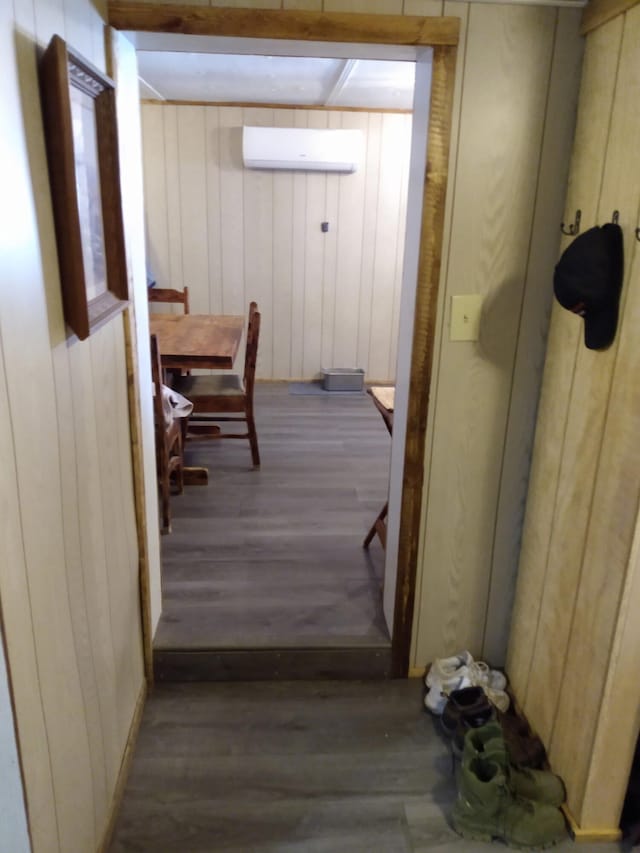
xmin=247 ymin=412 xmax=260 ymax=468
xmin=363 ymin=502 xmax=388 ymax=549
xmin=160 ymin=453 xmax=171 ymax=534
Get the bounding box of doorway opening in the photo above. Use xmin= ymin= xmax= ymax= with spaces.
xmin=110 ymin=7 xmax=459 ymax=678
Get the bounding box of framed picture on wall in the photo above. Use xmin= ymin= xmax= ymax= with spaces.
xmin=40 ymin=35 xmax=128 ymax=341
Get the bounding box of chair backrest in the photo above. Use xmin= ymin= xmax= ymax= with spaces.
xmin=148 ymin=286 xmax=190 ymax=314
xmin=243 ymin=303 xmax=260 ymax=398
xmin=150 ymin=334 xmax=165 ymax=441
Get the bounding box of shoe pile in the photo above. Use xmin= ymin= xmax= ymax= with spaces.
xmin=451 ymin=723 xmax=567 ymax=848
xmin=424 ymin=650 xmax=510 ymax=715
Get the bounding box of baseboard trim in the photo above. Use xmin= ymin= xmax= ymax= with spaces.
xmin=561 ymin=804 xmax=622 ymax=843
xmin=97 ymin=681 xmax=147 ymax=853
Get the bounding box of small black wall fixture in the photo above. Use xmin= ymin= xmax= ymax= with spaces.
xmin=561 ymin=209 xmax=581 ymax=236
xmin=636 ymin=226 xmax=640 ymax=242
xmin=611 ymin=210 xmax=620 ymax=225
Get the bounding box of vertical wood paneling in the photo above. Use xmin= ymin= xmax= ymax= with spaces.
xmin=142 ymin=104 xmax=411 ymax=381
xmin=414 ymin=3 xmax=557 ymax=660
xmin=355 ymin=112 xmax=382 ymax=374
xmin=547 ymin=6 xmax=640 ymax=821
xmin=302 ymin=111 xmax=327 ymax=377
xmin=332 ymin=111 xmax=367 ymax=370
xmin=483 ymin=7 xmax=584 ymax=665
xmin=290 ymin=109 xmax=308 ymax=378
xmin=512 ymin=16 xmax=625 ymax=745
xmin=272 ymin=109 xmax=295 ymax=377
xmin=162 ymin=106 xmax=185 ymax=295
xmin=218 ymin=107 xmax=246 ymax=316
xmin=0 ymin=1 xmax=146 ymax=849
xmin=320 ymin=111 xmax=340 ymax=372
xmin=141 ymin=105 xmax=170 ymax=291
xmin=177 ymin=106 xmax=209 ymax=313
xmin=508 ymin=6 xmax=640 ymax=830
xmin=205 ymin=107 xmax=223 ymax=315
xmin=243 ymin=107 xmax=275 ymax=377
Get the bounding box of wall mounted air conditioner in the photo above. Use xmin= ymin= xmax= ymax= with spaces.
xmin=242 ymin=126 xmax=362 ymax=173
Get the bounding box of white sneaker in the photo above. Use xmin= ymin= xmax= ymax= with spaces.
xmin=424 ymin=651 xmax=509 ymax=715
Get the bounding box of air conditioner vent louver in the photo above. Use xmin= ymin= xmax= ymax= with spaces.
xmin=242 ymin=126 xmax=362 ymax=173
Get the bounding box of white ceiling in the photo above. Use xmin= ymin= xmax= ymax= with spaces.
xmin=137 ymin=52 xmax=416 ymax=110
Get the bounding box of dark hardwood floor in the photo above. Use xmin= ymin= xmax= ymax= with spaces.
xmin=108 ymin=679 xmax=617 ymax=853
xmin=154 ymin=384 xmax=391 ymax=676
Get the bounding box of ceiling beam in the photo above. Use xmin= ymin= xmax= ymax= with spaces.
xmin=324 ymin=59 xmax=357 ymax=107
xmin=107 ymin=4 xmax=460 ymax=47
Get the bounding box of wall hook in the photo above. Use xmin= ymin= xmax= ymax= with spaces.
xmin=612 ymin=210 xmax=620 ymax=225
xmin=561 ymin=209 xmax=581 ymax=236
xmin=636 ymin=227 xmax=640 ymax=242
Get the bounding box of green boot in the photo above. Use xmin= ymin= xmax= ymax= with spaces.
xmin=451 ymin=756 xmax=567 ymax=849
xmin=460 ymin=722 xmax=566 ymax=807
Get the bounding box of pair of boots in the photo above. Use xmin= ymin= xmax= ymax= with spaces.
xmin=452 ymin=722 xmax=567 ymax=849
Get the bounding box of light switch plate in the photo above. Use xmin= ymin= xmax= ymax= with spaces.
xmin=450 ymin=294 xmax=483 ymax=341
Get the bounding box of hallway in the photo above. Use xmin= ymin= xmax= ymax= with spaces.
xmin=108 ymin=679 xmax=620 ymax=852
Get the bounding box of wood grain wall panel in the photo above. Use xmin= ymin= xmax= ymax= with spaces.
xmin=290 ymin=109 xmax=309 ymax=378
xmin=162 ymin=106 xmax=186 ymax=296
xmin=548 ymin=6 xmax=640 ymax=821
xmin=369 ymin=113 xmax=409 ymax=380
xmin=51 ymin=342 xmax=106 ymax=848
xmin=0 ymin=2 xmax=144 ymax=845
xmin=177 ymin=106 xmax=210 ymax=314
xmin=514 ymin=16 xmax=624 ymax=745
xmin=483 ymin=7 xmax=584 ymax=666
xmin=141 ymin=105 xmax=171 ymax=295
xmin=0 ymin=336 xmax=57 ymax=853
xmin=243 ymin=107 xmax=275 ymax=378
xmin=205 ymin=107 xmax=223 ymax=315
xmin=320 ymin=111 xmax=341 ymax=373
xmin=355 ymin=112 xmax=382 ymax=374
xmin=332 ymin=111 xmax=368 ymax=371
xmin=302 ymin=111 xmax=328 ymax=378
xmin=272 ymin=109 xmax=296 ymax=378
xmin=142 ymin=104 xmax=410 ymax=380
xmin=218 ymin=107 xmax=246 ymax=317
xmin=413 ymin=3 xmax=556 ymax=660
xmin=506 ymin=16 xmax=623 ymax=704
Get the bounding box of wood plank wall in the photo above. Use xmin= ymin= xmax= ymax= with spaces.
xmin=507 ymin=4 xmax=640 ymax=830
xmin=0 ymin=1 xmax=145 ymax=851
xmin=141 ymin=104 xmax=412 ymax=383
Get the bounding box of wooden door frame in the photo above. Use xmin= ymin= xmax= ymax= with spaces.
xmin=108 ymin=2 xmax=459 ymax=678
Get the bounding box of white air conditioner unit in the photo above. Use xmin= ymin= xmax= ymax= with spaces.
xmin=242 ymin=126 xmax=362 ymax=173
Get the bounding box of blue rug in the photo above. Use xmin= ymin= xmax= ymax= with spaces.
xmin=289 ymin=381 xmax=366 ymax=397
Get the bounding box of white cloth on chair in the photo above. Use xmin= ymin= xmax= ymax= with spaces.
xmin=161 ymin=384 xmax=193 ymax=427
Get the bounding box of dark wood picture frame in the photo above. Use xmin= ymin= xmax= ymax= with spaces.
xmin=40 ymin=35 xmax=128 ymax=341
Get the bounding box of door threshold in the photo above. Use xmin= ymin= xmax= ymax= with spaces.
xmin=154 ymin=646 xmax=393 ymax=682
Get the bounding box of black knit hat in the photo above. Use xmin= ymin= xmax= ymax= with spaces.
xmin=553 ymin=223 xmax=624 ymax=350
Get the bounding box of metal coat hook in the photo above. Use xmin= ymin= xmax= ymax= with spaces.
xmin=611 ymin=210 xmax=620 ymax=225
xmin=561 ymin=209 xmax=581 ymax=236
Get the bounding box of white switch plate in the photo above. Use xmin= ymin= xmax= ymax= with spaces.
xmin=450 ymin=294 xmax=483 ymax=341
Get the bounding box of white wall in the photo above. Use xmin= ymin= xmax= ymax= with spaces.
xmin=0 ymin=636 xmax=30 ymax=853
xmin=0 ymin=1 xmax=145 ymax=850
xmin=141 ymin=104 xmax=412 ymax=382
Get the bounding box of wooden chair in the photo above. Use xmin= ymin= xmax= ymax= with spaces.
xmin=173 ymin=302 xmax=261 ymax=468
xmin=151 ymin=333 xmax=185 ymax=533
xmin=148 ymin=285 xmax=190 ymax=313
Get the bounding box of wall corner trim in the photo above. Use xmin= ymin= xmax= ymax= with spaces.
xmin=581 ymin=0 xmax=640 ymax=36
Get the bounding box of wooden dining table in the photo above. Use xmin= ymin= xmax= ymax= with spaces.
xmin=149 ymin=313 xmax=244 ymax=372
xmin=149 ymin=313 xmax=244 ymax=485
